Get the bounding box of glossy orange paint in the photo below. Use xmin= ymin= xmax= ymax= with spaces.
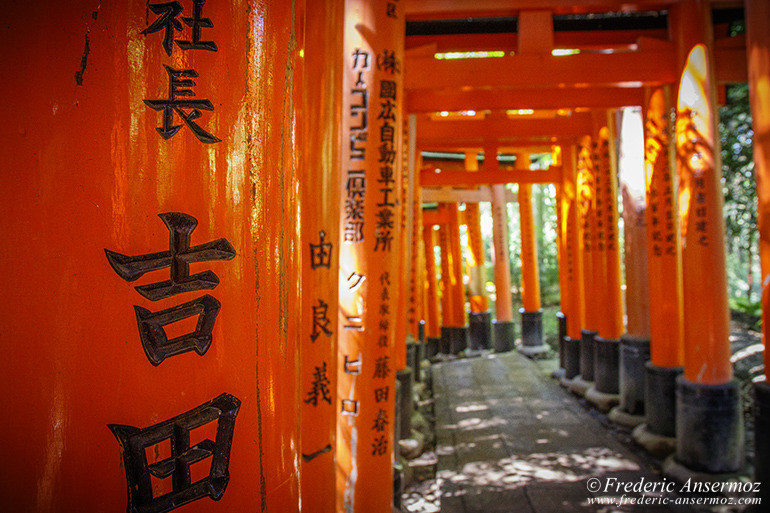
xmin=464 ymin=152 xmax=488 ymax=313
xmin=0 ymin=1 xmax=306 ymax=511
xmin=553 ymin=146 xmax=570 ymax=322
xmin=593 ymin=119 xmax=624 ymax=339
xmin=518 ymin=156 xmax=542 ymax=313
xmin=644 ymin=87 xmax=684 ymax=368
xmin=675 ymin=44 xmax=731 ymax=385
xmin=420 ymin=166 xmax=562 ymax=187
xmin=445 ymin=203 xmax=468 ymax=326
xmin=298 ymin=1 xmax=343 ymax=511
xmin=746 ymin=0 xmax=770 ymax=377
xmin=563 ymin=144 xmax=586 ymax=340
xmin=336 ymin=0 xmax=404 ymax=510
xmin=491 ymin=182 xmax=514 ymax=323
xmin=437 ymin=221 xmax=456 ymax=327
xmin=423 ymin=228 xmax=442 ymax=339
xmin=578 ymin=136 xmax=600 ymax=332
xmin=407 ymin=148 xmax=423 ymax=339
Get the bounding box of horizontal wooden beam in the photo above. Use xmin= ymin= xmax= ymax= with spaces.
xmin=407 ymin=86 xmax=645 ymax=113
xmin=422 ymin=186 xmax=518 ymax=204
xmin=417 ymin=114 xmax=593 ymax=146
xmin=405 ymin=49 xmax=677 ymax=91
xmin=421 ymin=166 xmax=563 ymax=187
xmin=405 ymin=0 xmax=678 ymax=20
xmin=406 ymin=29 xmax=670 ymax=53
xmin=422 ymin=208 xmax=450 ymax=226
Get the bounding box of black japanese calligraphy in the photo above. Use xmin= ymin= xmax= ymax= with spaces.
xmin=310 ymin=230 xmax=333 ymax=269
xmin=109 ymin=393 xmax=240 ymax=513
xmin=305 ymin=362 xmax=332 ymax=406
xmin=144 ymin=65 xmax=221 ymax=144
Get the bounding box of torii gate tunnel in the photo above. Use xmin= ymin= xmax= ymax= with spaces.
xmin=1 ymin=0 xmax=769 ymax=511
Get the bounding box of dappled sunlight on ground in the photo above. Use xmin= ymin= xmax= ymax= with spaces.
xmin=437 ymin=446 xmax=640 ymax=493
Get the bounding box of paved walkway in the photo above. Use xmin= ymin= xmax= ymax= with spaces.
xmin=432 ymin=352 xmax=692 ymax=513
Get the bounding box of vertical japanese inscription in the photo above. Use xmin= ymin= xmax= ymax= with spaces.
xmin=142 ymin=0 xmax=220 ymax=143
xmin=109 ymin=393 xmax=241 ymax=513
xmin=105 ymin=212 xmax=235 ymax=366
xmin=344 ymin=49 xmax=370 ymax=243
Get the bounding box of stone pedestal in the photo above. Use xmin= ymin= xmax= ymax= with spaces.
xmin=754 ymin=382 xmax=770 ymax=504
xmin=675 ymin=376 xmax=744 ymax=473
xmin=579 ymin=330 xmax=597 ymax=382
xmin=396 ymin=368 xmax=413 ymax=441
xmin=645 ymin=363 xmax=682 ymax=438
xmin=446 ymin=326 xmax=468 ymax=355
xmin=556 ymin=312 xmax=567 ymax=370
xmin=469 ymin=312 xmax=492 ymax=350
xmin=619 ymin=335 xmax=650 ymax=415
xmin=563 ymin=336 xmax=581 ymax=380
xmin=492 ymin=320 xmax=515 ymax=353
xmin=425 ymin=337 xmax=440 ymax=360
xmin=594 ymin=336 xmax=620 ymax=394
xmin=518 ymin=308 xmax=547 ymax=357
xmin=439 ymin=326 xmax=451 ymax=355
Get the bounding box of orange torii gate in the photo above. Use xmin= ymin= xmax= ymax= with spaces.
xmin=3 ymin=2 xmax=767 ymax=512
xmin=405 ymin=0 xmax=749 ymax=482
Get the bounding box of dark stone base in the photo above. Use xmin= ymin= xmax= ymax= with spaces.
xmin=580 ymin=330 xmax=597 ymax=382
xmin=418 ymin=320 xmax=425 ymax=343
xmin=396 ymin=368 xmax=413 ymax=440
xmin=676 ymin=376 xmax=744 ymax=473
xmin=425 ymin=337 xmax=440 ymax=360
xmin=556 ymin=311 xmax=567 ymax=370
xmin=754 ymin=382 xmax=770 ymax=503
xmin=407 ymin=341 xmax=422 ymax=383
xmin=469 ymin=312 xmax=492 ymax=350
xmin=645 ymin=362 xmax=682 ymax=438
xmin=493 ymin=320 xmax=515 ymax=353
xmin=619 ymin=335 xmax=650 ymax=415
xmin=594 ymin=336 xmax=619 ymax=394
xmin=519 ymin=308 xmax=544 ymax=347
xmin=444 ymin=326 xmax=468 ymax=355
xmin=563 ymin=336 xmax=581 ymax=380
xmin=439 ymin=327 xmax=451 ymax=355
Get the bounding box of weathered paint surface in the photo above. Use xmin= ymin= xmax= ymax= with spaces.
xmin=645 ymin=87 xmax=684 ymax=368
xmin=336 ymin=0 xmax=404 ymax=511
xmin=298 ymin=1 xmax=344 ymax=511
xmin=0 ymin=1 xmax=303 ymax=511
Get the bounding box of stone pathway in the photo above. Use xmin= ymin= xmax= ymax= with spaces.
xmin=432 ymin=352 xmax=693 ymax=512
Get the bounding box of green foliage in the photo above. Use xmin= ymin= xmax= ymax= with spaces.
xmin=719 ymin=84 xmax=759 ymax=302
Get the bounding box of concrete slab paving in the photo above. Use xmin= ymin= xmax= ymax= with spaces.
xmin=433 ymin=352 xmax=696 ymax=512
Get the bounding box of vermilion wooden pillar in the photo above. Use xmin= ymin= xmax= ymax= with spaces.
xmin=645 ymin=87 xmax=685 ymax=371
xmin=490 ymin=152 xmax=516 ymax=352
xmin=594 ymin=116 xmax=624 ymax=341
xmin=443 ymin=202 xmax=469 ymax=354
xmin=464 ymin=151 xmax=492 ymax=350
xmin=464 ymin=152 xmax=488 ymax=314
xmin=668 ymin=0 xmax=742 ymax=474
xmin=746 ymin=0 xmax=770 ymax=377
xmin=574 ymin=135 xmax=599 ymax=389
xmin=562 ymin=144 xmax=586 ymax=380
xmin=518 ymin=153 xmax=547 ymax=355
xmin=437 ymin=220 xmax=455 ymax=330
xmin=746 ymin=0 xmax=770 ymax=495
xmin=407 ymin=120 xmax=422 ymax=340
xmin=611 ymin=107 xmax=651 ymax=425
xmin=578 ymin=137 xmax=599 ymax=336
xmin=587 ymin=113 xmax=624 ymax=403
xmin=299 ymin=1 xmax=343 ymax=511
xmin=337 ymin=0 xmax=404 ymax=510
xmin=423 ymin=227 xmax=442 ymax=344
xmin=0 ymin=1 xmax=304 ymax=511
